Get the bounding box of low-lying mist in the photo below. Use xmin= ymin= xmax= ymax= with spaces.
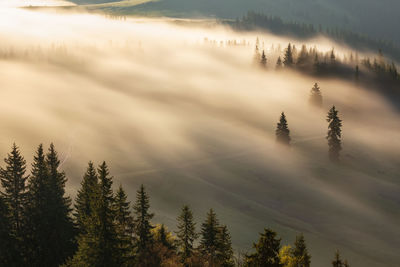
xmin=1 ymin=6 xmax=399 ymax=267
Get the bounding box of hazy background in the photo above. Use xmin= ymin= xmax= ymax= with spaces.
xmin=0 ymin=6 xmax=399 ymax=267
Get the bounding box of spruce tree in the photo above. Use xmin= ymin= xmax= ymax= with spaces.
xmin=292 ymin=234 xmax=311 ymax=267
xmin=217 ymin=225 xmax=234 ymax=267
xmin=0 ymin=143 xmax=28 ymax=249
xmin=245 ymin=228 xmax=283 ymax=267
xmin=260 ymin=50 xmax=267 ymax=68
xmin=309 ymin=83 xmax=323 ymax=107
xmin=326 ymin=106 xmax=343 ymax=161
xmin=200 ymin=209 xmax=220 ymax=267
xmin=74 ymin=161 xmax=98 ymax=232
xmin=283 ymin=43 xmax=294 ymax=68
xmin=276 ymin=56 xmax=283 ymax=70
xmin=132 ymin=184 xmax=155 ymax=265
xmin=276 ymin=112 xmax=291 ymax=145
xmin=45 ymin=143 xmax=76 ymax=265
xmin=114 ymin=184 xmax=135 ymax=266
xmin=176 ymin=205 xmax=198 ymax=265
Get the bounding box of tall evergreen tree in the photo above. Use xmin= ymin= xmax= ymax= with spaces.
xmin=245 ymin=228 xmax=283 ymax=267
xmin=0 ymin=143 xmax=28 ymax=237
xmin=292 ymin=234 xmax=311 ymax=267
xmin=332 ymin=250 xmax=343 ymax=267
xmin=74 ymin=161 xmax=98 ymax=232
xmin=283 ymin=43 xmax=294 ymax=67
xmin=276 ymin=56 xmax=283 ymax=70
xmin=326 ymin=106 xmax=343 ymax=161
xmin=309 ymin=83 xmax=323 ymax=107
xmin=0 ymin=195 xmax=16 ymax=266
xmin=132 ymin=184 xmax=155 ymax=265
xmin=260 ymin=50 xmax=267 ymax=68
xmin=176 ymin=205 xmax=198 ymax=265
xmin=217 ymin=225 xmax=234 ymax=267
xmin=200 ymin=209 xmax=220 ymax=267
xmin=276 ymin=112 xmax=291 ymax=145
xmin=114 ymin=184 xmax=135 ymax=266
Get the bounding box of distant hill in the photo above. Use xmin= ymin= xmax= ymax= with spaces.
xmin=70 ymin=0 xmax=400 ymax=45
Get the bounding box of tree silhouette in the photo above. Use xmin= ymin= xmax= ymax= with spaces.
xmin=309 ymin=83 xmax=323 ymax=107
xmin=276 ymin=112 xmax=291 ymax=145
xmin=327 ymin=106 xmax=343 ymax=161
xmin=176 ymin=205 xmax=198 ymax=265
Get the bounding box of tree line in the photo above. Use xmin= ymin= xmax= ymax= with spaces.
xmin=0 ymin=143 xmax=352 ymax=266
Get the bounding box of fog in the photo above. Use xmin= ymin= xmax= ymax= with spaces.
xmin=1 ymin=6 xmax=399 ymax=267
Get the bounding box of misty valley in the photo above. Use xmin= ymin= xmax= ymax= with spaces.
xmin=0 ymin=2 xmax=399 ymax=267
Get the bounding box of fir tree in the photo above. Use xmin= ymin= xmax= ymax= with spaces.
xmin=0 ymin=143 xmax=28 ymax=247
xmin=200 ymin=209 xmax=220 ymax=267
xmin=260 ymin=50 xmax=267 ymax=68
xmin=309 ymin=83 xmax=323 ymax=107
xmin=245 ymin=228 xmax=283 ymax=267
xmin=114 ymin=184 xmax=135 ymax=266
xmin=283 ymin=43 xmax=294 ymax=67
xmin=176 ymin=205 xmax=198 ymax=265
xmin=132 ymin=184 xmax=155 ymax=265
xmin=276 ymin=56 xmax=283 ymax=70
xmin=74 ymin=161 xmax=98 ymax=232
xmin=292 ymin=234 xmax=311 ymax=267
xmin=217 ymin=225 xmax=234 ymax=267
xmin=276 ymin=112 xmax=291 ymax=145
xmin=326 ymin=106 xmax=343 ymax=161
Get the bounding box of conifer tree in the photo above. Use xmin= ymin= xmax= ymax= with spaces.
xmin=309 ymin=83 xmax=323 ymax=107
xmin=133 ymin=184 xmax=155 ymax=265
xmin=326 ymin=106 xmax=343 ymax=161
xmin=276 ymin=56 xmax=283 ymax=70
xmin=283 ymin=43 xmax=294 ymax=67
xmin=217 ymin=225 xmax=234 ymax=267
xmin=332 ymin=250 xmax=343 ymax=267
xmin=200 ymin=209 xmax=221 ymax=267
xmin=276 ymin=112 xmax=291 ymax=145
xmin=0 ymin=196 xmax=16 ymax=266
xmin=355 ymin=65 xmax=360 ymax=83
xmin=176 ymin=205 xmax=198 ymax=265
xmin=74 ymin=161 xmax=98 ymax=232
xmin=0 ymin=143 xmax=28 ymax=243
xmin=260 ymin=50 xmax=267 ymax=68
xmin=292 ymin=234 xmax=311 ymax=267
xmin=245 ymin=228 xmax=283 ymax=267
xmin=114 ymin=184 xmax=135 ymax=266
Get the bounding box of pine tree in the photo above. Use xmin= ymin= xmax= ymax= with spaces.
xmin=276 ymin=112 xmax=291 ymax=145
xmin=176 ymin=205 xmax=198 ymax=265
xmin=276 ymin=56 xmax=283 ymax=70
xmin=245 ymin=228 xmax=283 ymax=267
xmin=332 ymin=250 xmax=343 ymax=267
xmin=0 ymin=143 xmax=28 ymax=248
xmin=260 ymin=50 xmax=267 ymax=68
xmin=217 ymin=225 xmax=234 ymax=267
xmin=326 ymin=106 xmax=343 ymax=161
xmin=45 ymin=143 xmax=76 ymax=266
xmin=74 ymin=161 xmax=98 ymax=232
xmin=114 ymin=184 xmax=135 ymax=266
xmin=132 ymin=184 xmax=155 ymax=265
xmin=292 ymin=234 xmax=311 ymax=267
xmin=200 ymin=209 xmax=220 ymax=267
xmin=283 ymin=43 xmax=294 ymax=68
xmin=309 ymin=83 xmax=323 ymax=107
xmin=0 ymin=196 xmax=16 ymax=266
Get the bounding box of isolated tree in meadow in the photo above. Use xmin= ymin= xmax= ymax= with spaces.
xmin=260 ymin=50 xmax=267 ymax=68
xmin=200 ymin=209 xmax=221 ymax=267
xmin=276 ymin=56 xmax=283 ymax=70
xmin=283 ymin=43 xmax=294 ymax=67
xmin=245 ymin=228 xmax=283 ymax=267
xmin=326 ymin=106 xmax=342 ymax=161
xmin=133 ymin=184 xmax=155 ymax=265
xmin=309 ymin=83 xmax=323 ymax=107
xmin=176 ymin=205 xmax=198 ymax=265
xmin=276 ymin=112 xmax=291 ymax=145
xmin=114 ymin=185 xmax=135 ymax=266
xmin=292 ymin=234 xmax=311 ymax=267
xmin=74 ymin=161 xmax=98 ymax=232
xmin=0 ymin=144 xmax=28 ymax=245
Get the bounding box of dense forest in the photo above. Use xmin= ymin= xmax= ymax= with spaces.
xmin=0 ymin=142 xmax=352 ymax=267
